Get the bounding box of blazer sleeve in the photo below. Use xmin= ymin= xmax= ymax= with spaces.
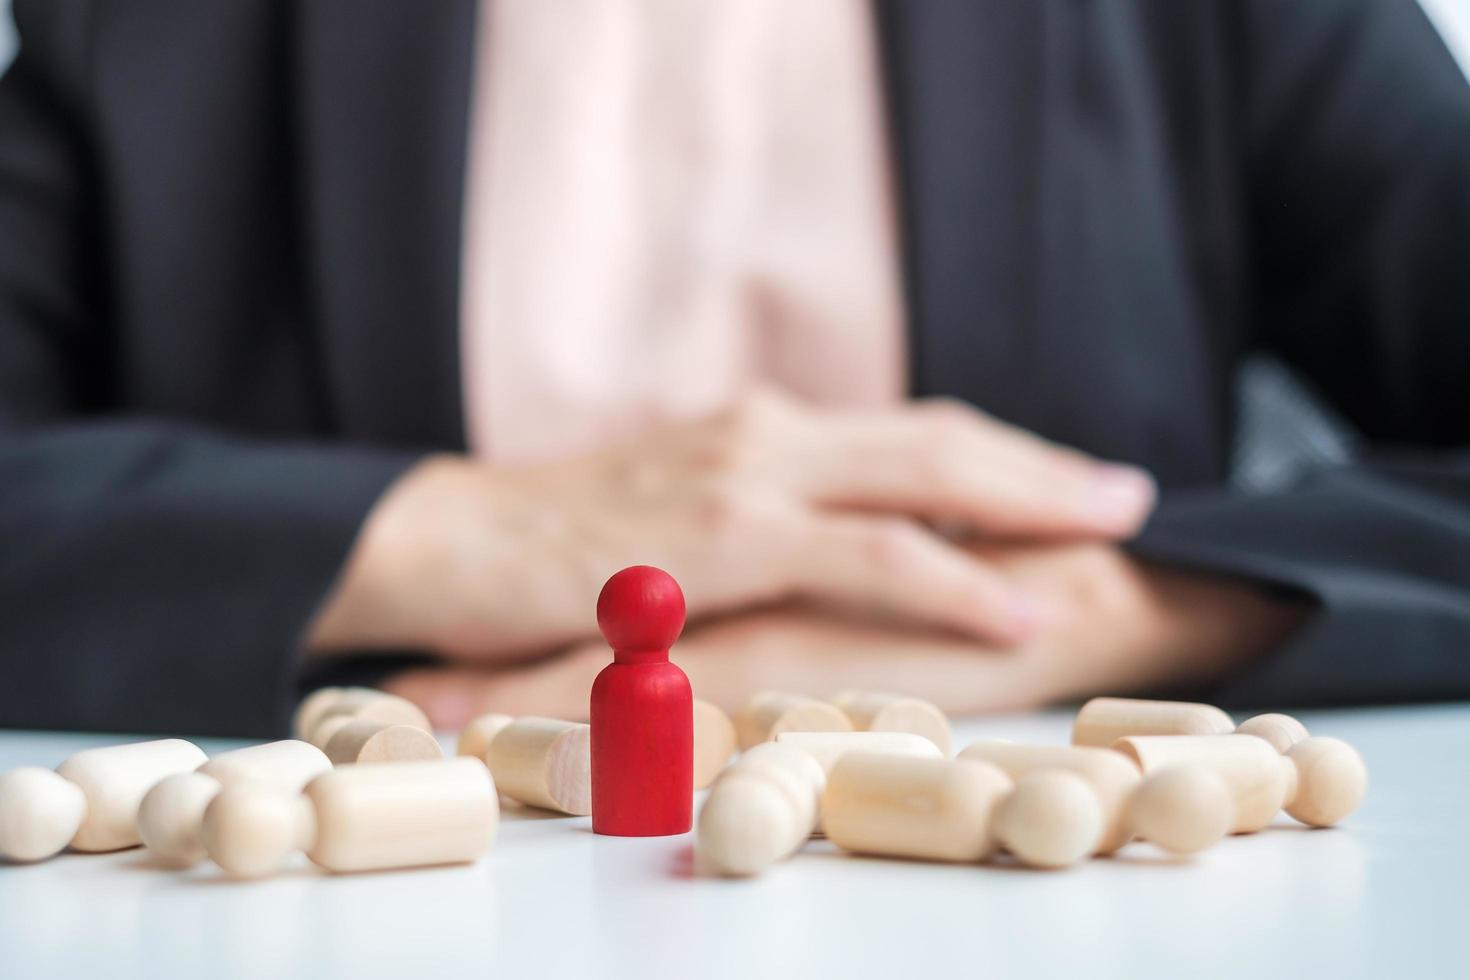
xmin=0 ymin=1 xmax=419 ymax=737
xmin=1130 ymin=0 xmax=1470 ymax=707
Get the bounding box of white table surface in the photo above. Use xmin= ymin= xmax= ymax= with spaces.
xmin=1 ymin=703 xmax=1465 ymax=980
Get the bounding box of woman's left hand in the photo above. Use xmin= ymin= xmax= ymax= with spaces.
xmin=384 ymin=542 xmax=1310 ymax=728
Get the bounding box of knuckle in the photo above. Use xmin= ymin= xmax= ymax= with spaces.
xmin=1067 ymin=547 xmax=1134 ymax=612
xmin=697 ymin=483 xmax=762 ymax=537
xmin=706 ymin=394 xmax=784 ymax=473
xmin=916 ymin=397 xmax=988 ymax=435
xmin=862 ymin=519 xmax=931 ymax=573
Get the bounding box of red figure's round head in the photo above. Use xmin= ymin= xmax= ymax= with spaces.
xmin=597 ymin=565 xmax=687 ymax=656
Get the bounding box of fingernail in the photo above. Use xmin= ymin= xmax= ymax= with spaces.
xmin=1087 ymin=465 xmax=1157 ymax=533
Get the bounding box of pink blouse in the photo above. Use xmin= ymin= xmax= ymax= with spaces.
xmin=459 ymin=0 xmax=906 ymax=464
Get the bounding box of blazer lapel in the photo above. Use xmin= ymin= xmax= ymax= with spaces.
xmin=876 ymin=1 xmax=1047 ymax=421
xmin=293 ymin=0 xmax=476 ymax=449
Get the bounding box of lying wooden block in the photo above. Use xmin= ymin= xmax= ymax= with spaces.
xmin=138 ymin=740 xmax=332 ymax=867
xmin=829 ymin=691 xmax=952 ymax=756
xmin=202 ymin=758 xmax=497 ymax=877
xmin=486 ymin=717 xmax=591 ymax=815
xmin=734 ymin=692 xmax=852 ymax=749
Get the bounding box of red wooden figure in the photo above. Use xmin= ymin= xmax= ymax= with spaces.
xmin=590 ymin=565 xmax=694 ymax=836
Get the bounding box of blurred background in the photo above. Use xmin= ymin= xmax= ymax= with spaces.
xmin=0 ymin=0 xmax=1464 ymax=496
xmin=2 ymin=0 xmax=1468 ymax=737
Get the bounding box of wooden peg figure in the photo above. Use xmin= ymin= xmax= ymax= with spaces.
xmin=590 ymin=565 xmax=694 ymax=836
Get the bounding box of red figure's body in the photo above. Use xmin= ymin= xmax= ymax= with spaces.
xmin=590 ymin=565 xmax=694 ymax=836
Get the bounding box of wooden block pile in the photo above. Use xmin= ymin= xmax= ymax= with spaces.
xmin=697 ymin=693 xmax=1369 ymax=876
xmin=0 ymin=687 xmax=1367 ymax=883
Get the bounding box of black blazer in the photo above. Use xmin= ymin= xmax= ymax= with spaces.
xmin=2 ymin=0 xmax=1468 ymax=736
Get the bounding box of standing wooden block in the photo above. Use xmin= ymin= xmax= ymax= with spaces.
xmin=829 ymin=691 xmax=952 ymax=756
xmin=322 ymin=720 xmax=442 ymax=766
xmin=735 ymin=692 xmax=853 ymax=749
xmin=696 ymin=742 xmax=825 ymax=877
xmin=959 ymin=741 xmax=1141 ymax=854
xmin=1073 ymin=697 xmax=1234 ymax=747
xmin=457 ymin=713 xmax=515 ymax=761
xmin=487 ymin=717 xmax=592 ymax=815
xmin=590 ymin=566 xmax=693 ymax=836
xmin=823 ymin=754 xmax=1015 ymax=863
xmin=54 ymin=740 xmax=208 ymax=852
xmin=1113 ymin=734 xmax=1294 ymax=833
xmin=0 ymin=768 xmax=88 ymax=863
xmin=1235 ymin=713 xmax=1310 ymax=754
xmin=693 ymin=699 xmax=737 ymax=789
xmin=139 ymin=740 xmax=332 ymax=866
xmin=202 ymin=758 xmax=497 ymax=877
xmin=775 ymin=731 xmax=942 ymax=775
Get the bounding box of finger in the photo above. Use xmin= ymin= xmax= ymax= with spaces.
xmin=673 ymin=608 xmax=1048 ymax=716
xmin=784 ymin=513 xmax=1042 ymax=646
xmin=382 ymin=652 xmax=603 ymax=729
xmin=789 ymin=399 xmax=1156 ymax=539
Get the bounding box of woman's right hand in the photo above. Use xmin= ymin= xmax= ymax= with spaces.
xmin=307 ymin=390 xmax=1156 ymax=661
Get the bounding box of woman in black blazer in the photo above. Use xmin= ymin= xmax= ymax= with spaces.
xmin=1 ymin=0 xmax=1467 ymax=735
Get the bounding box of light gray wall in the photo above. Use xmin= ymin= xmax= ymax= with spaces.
xmin=0 ymin=0 xmax=15 ymax=71
xmin=1422 ymin=0 xmax=1470 ymax=74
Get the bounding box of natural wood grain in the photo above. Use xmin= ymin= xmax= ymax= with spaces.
xmin=323 ymin=720 xmax=442 ymax=767
xmin=486 ymin=717 xmax=591 ymax=815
